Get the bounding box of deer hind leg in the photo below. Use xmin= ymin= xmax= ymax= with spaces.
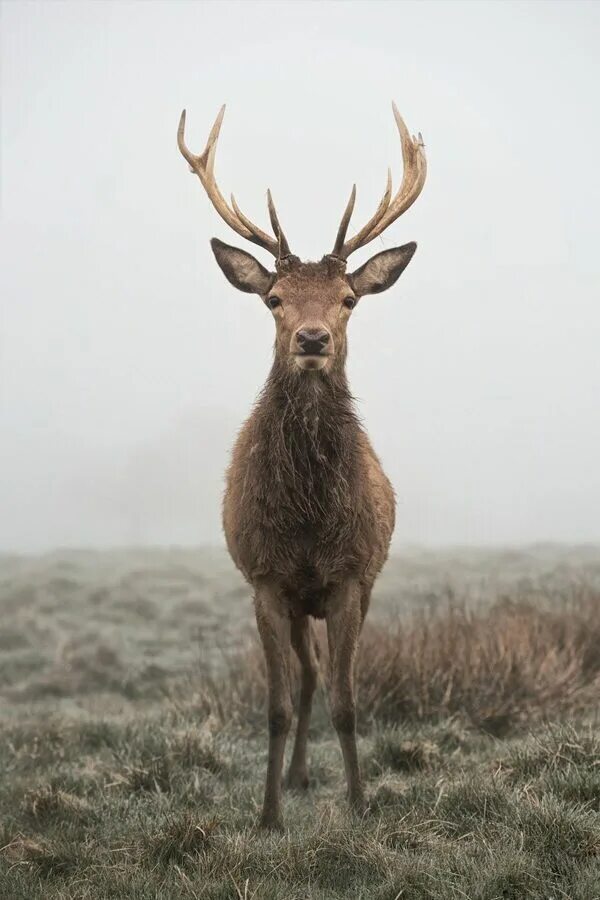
xmin=254 ymin=584 xmax=292 ymax=829
xmin=286 ymin=616 xmax=319 ymax=790
xmin=326 ymin=579 xmax=366 ymax=812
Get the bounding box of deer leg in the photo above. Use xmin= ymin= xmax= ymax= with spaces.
xmin=286 ymin=616 xmax=319 ymax=790
xmin=254 ymin=584 xmax=292 ymax=829
xmin=326 ymin=579 xmax=365 ymax=812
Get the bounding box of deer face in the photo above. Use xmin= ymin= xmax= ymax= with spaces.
xmin=210 ymin=240 xmax=417 ymax=373
xmin=178 ymin=102 xmax=426 ymax=375
xmin=268 ymin=263 xmax=353 ymax=373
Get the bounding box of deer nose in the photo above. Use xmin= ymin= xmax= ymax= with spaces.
xmin=296 ymin=329 xmax=330 ymax=355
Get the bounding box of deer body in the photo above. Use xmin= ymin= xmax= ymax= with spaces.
xmin=223 ymin=361 xmax=395 ymax=613
xmin=178 ymin=102 xmax=427 ymax=828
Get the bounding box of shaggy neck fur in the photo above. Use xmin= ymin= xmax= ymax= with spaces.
xmin=252 ymin=357 xmax=363 ymax=537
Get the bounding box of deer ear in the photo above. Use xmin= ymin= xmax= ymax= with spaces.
xmin=349 ymin=242 xmax=417 ymax=297
xmin=210 ymin=238 xmax=275 ymax=295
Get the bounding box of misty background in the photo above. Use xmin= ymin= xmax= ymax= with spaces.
xmin=1 ymin=0 xmax=599 ymax=551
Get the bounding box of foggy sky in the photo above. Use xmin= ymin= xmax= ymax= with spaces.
xmin=1 ymin=0 xmax=599 ymax=551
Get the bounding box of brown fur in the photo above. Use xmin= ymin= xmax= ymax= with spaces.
xmin=218 ymin=252 xmax=403 ymax=827
xmin=224 ymin=356 xmax=395 ymax=613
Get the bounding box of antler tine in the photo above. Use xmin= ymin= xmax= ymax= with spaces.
xmin=338 ymin=103 xmax=427 ymax=259
xmin=266 ymin=189 xmax=291 ymax=258
xmin=332 ymin=169 xmax=393 ymax=258
xmin=331 ymin=185 xmax=357 ymax=257
xmin=177 ymin=106 xmax=225 ymax=174
xmin=177 ymin=109 xmax=195 ymax=169
xmin=178 ymin=106 xmax=282 ymax=258
xmin=230 ymin=193 xmax=257 ymax=234
xmin=230 ymin=190 xmax=290 ymax=259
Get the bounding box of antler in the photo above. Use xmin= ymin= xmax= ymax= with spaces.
xmin=177 ymin=106 xmax=291 ymax=259
xmin=331 ymin=102 xmax=427 ymax=259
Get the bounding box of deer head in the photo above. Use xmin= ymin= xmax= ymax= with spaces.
xmin=178 ymin=103 xmax=427 ymax=373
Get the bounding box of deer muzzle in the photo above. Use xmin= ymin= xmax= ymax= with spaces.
xmin=293 ymin=328 xmax=332 ymax=371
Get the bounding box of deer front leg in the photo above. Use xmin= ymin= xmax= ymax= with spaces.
xmin=254 ymin=584 xmax=292 ymax=829
xmin=286 ymin=616 xmax=319 ymax=790
xmin=326 ymin=579 xmax=365 ymax=812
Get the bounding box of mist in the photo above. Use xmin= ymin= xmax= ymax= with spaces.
xmin=1 ymin=0 xmax=599 ymax=551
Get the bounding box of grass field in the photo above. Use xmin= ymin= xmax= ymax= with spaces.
xmin=1 ymin=546 xmax=600 ymax=899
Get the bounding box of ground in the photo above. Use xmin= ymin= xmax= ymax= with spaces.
xmin=1 ymin=545 xmax=600 ymax=899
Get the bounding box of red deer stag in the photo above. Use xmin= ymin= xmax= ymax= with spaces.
xmin=178 ymin=102 xmax=427 ymax=828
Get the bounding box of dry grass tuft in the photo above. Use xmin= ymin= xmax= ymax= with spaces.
xmin=371 ymin=733 xmax=441 ymax=773
xmin=1 ymin=834 xmax=82 ymax=878
xmin=357 ymin=588 xmax=600 ymax=730
xmin=142 ymin=813 xmax=218 ymax=865
xmin=22 ymin=786 xmax=92 ymax=823
xmin=114 ymin=756 xmax=171 ymax=794
xmin=498 ymin=725 xmax=600 ymax=779
xmin=169 ymin=728 xmax=226 ymax=774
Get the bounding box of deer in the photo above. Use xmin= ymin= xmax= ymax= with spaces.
xmin=177 ymin=102 xmax=427 ymax=829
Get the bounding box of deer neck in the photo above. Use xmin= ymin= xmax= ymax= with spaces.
xmin=254 ymin=358 xmax=362 ymax=496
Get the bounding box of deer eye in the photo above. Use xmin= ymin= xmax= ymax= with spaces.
xmin=343 ymin=297 xmax=356 ymax=310
xmin=267 ymin=296 xmax=281 ymax=310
